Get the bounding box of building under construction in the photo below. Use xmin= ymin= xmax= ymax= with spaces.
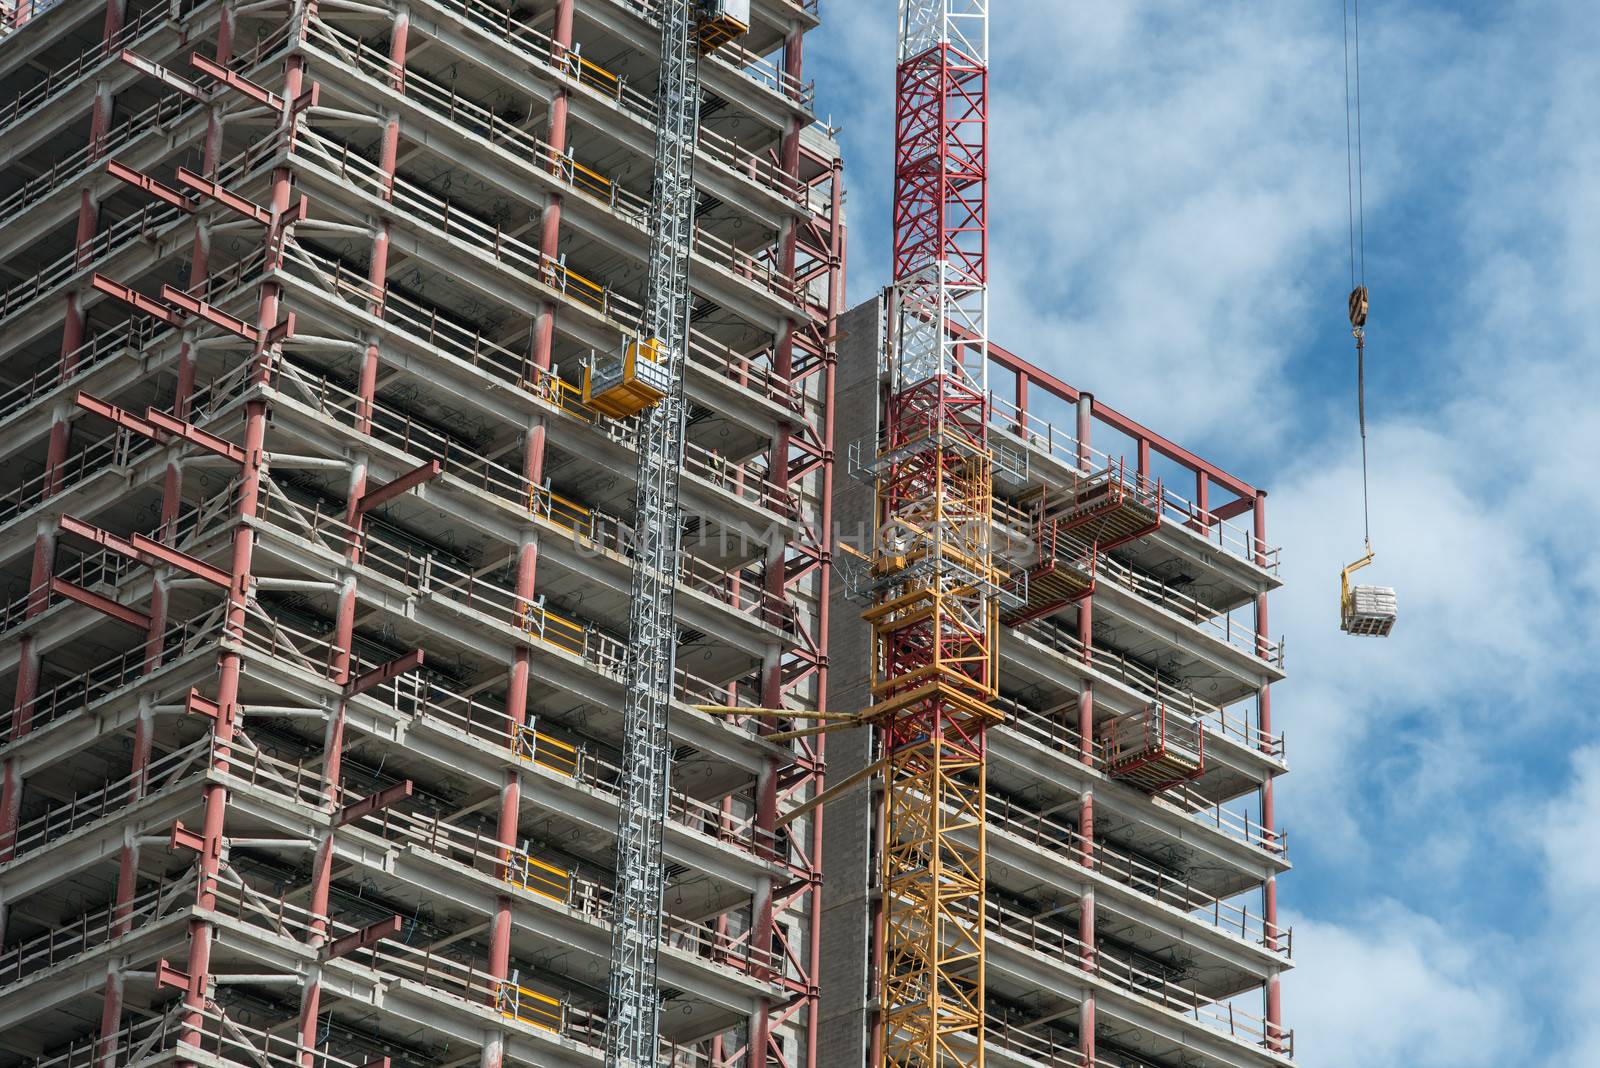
xmin=0 ymin=0 xmax=1291 ymax=1067
xmin=0 ymin=0 xmax=839 ymax=1063
xmin=820 ymin=296 xmax=1292 ymax=1068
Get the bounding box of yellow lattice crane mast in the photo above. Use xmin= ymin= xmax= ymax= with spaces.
xmin=702 ymin=3 xmax=999 ymax=1064
xmin=864 ymin=5 xmax=999 ymax=1060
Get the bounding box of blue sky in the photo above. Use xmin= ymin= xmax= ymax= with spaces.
xmin=806 ymin=3 xmax=1600 ymax=1064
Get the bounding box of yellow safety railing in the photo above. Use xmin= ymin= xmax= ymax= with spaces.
xmin=526 ymin=483 xmax=594 ymax=534
xmin=560 ymin=263 xmax=609 ymax=313
xmin=570 ymin=52 xmax=622 ymax=97
xmin=535 ymin=604 xmax=588 ymax=657
xmin=568 ymin=156 xmax=620 ymax=202
xmin=523 ymin=367 xmax=593 ymax=421
xmin=509 ymin=717 xmax=582 ymax=778
xmin=505 ymin=851 xmax=574 ymax=903
xmin=497 ymin=979 xmax=563 ymax=1032
xmin=527 ymin=731 xmax=580 ymax=777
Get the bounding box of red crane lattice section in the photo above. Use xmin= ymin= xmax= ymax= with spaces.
xmin=873 ymin=10 xmax=997 ymax=1066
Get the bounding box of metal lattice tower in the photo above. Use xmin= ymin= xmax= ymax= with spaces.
xmin=604 ymin=2 xmax=701 ymax=1065
xmin=873 ymin=2 xmax=996 ymax=1065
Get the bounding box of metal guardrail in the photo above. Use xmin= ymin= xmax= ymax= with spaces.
xmin=0 ymin=248 xmax=265 ymax=433
xmin=1014 ymin=615 xmax=1286 ymax=761
xmin=0 ymin=609 xmax=224 ymax=750
xmin=982 ymin=763 xmax=1290 ymax=953
xmin=0 ymin=873 xmax=194 ymax=990
xmin=988 ymin=392 xmax=1281 ymax=573
xmin=309 ymin=7 xmax=804 ymax=208
xmin=283 ymin=239 xmax=804 ymax=522
xmin=0 ymin=357 xmax=252 ymax=533
xmin=985 ymin=897 xmax=1294 ymax=1054
xmin=0 ymin=736 xmax=210 ymax=860
xmin=261 ymin=350 xmax=796 ymax=631
xmin=994 ymin=687 xmax=1286 ymax=856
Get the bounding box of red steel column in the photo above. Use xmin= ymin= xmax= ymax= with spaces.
xmin=1075 ymin=392 xmax=1093 ymax=472
xmin=1 ymin=0 xmax=130 ymax=935
xmin=144 ymin=5 xmax=236 ymax=665
xmin=1014 ymin=371 xmax=1028 ymax=434
xmin=742 ymin=22 xmax=806 ymax=1061
xmin=528 ymin=0 xmax=572 ymax=375
xmin=1078 ymin=787 xmax=1096 ymax=1065
xmin=485 ymin=8 xmax=573 ymax=1063
xmin=297 ymin=459 xmax=370 ymax=1065
xmin=748 ymin=22 xmax=809 ymax=1064
xmin=297 ymin=20 xmax=405 ymax=1052
xmin=119 ymin=36 xmax=240 ymax=1043
xmin=797 ymin=152 xmax=844 ymax=1068
xmin=94 ymin=699 xmax=152 ymax=1068
xmin=1254 ymin=490 xmax=1282 ymax=1049
xmin=179 ymin=40 xmax=305 ymax=1058
xmin=1075 ymin=391 xmax=1096 ymax=1065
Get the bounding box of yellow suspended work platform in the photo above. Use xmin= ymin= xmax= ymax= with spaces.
xmin=696 ymin=0 xmax=749 ymax=54
xmin=583 ymin=337 xmax=667 ymax=419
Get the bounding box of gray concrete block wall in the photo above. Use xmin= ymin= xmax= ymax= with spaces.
xmin=816 ymin=294 xmax=886 ymax=1068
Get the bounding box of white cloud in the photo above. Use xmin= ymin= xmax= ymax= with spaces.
xmin=1536 ymin=746 xmax=1600 ymax=1065
xmin=811 ymin=2 xmax=1600 ymax=1062
xmin=1286 ymin=902 xmax=1526 ymax=1068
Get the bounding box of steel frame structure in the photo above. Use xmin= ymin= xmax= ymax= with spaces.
xmin=996 ymin=354 xmax=1291 ymax=1065
xmin=871 ymin=2 xmax=996 ymax=1066
xmin=0 ymin=1 xmax=840 ymax=1066
xmin=826 ymin=299 xmax=1294 ymax=1068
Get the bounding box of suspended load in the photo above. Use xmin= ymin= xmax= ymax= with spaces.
xmin=1099 ymin=704 xmax=1205 ymax=794
xmin=1340 ymin=547 xmax=1396 ymax=637
xmin=696 ymin=0 xmax=749 ymax=54
xmin=582 ymin=337 xmax=668 ymax=418
xmin=1336 ymin=4 xmax=1397 ymax=637
xmin=1336 ymin=284 xmax=1396 ymax=637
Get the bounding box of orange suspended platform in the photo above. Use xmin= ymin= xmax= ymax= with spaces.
xmin=1099 ymin=703 xmax=1205 ymax=794
xmin=1001 ymin=512 xmax=1095 ymax=627
xmin=1050 ymin=463 xmax=1162 ymax=552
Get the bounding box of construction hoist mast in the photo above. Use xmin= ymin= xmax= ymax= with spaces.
xmin=601 ymin=2 xmax=747 ymax=1066
xmin=874 ymin=1 xmax=998 ymax=1065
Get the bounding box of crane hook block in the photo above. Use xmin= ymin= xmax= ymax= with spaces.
xmin=696 ymin=0 xmax=749 ymax=55
xmin=583 ymin=338 xmax=668 ymax=419
xmin=1348 ymin=285 xmax=1369 ymax=333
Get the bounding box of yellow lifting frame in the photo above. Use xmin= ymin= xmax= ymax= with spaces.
xmin=1340 ymin=544 xmax=1375 ymax=618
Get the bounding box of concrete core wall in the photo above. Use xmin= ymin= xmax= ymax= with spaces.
xmin=816 ymin=294 xmax=885 ymax=1068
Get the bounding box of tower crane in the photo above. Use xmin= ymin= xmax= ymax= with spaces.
xmin=870 ymin=2 xmax=999 ymax=1063
xmin=700 ymin=2 xmax=1003 ymax=1065
xmin=596 ymin=3 xmax=748 ymax=1067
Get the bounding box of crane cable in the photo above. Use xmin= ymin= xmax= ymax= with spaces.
xmin=1343 ymin=0 xmax=1371 ymax=549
